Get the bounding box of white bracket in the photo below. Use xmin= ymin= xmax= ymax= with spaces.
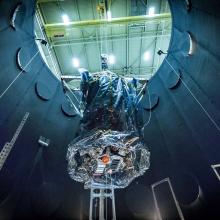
xmin=151 ymin=177 xmax=185 ymax=220
xmin=211 ymin=164 xmax=220 ymax=181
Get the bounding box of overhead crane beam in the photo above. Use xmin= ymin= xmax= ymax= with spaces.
xmin=44 ymin=13 xmax=171 ymax=37
xmin=37 ymin=0 xmax=60 ymax=3
xmin=51 ymin=30 xmax=171 ymax=47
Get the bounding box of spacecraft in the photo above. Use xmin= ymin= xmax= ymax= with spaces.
xmin=66 ymin=69 xmax=150 ymax=189
xmin=67 ymin=129 xmax=150 ymax=188
xmin=0 ymin=1 xmax=220 ymax=219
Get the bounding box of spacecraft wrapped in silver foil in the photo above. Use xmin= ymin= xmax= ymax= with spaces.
xmin=67 ymin=129 xmax=150 ymax=188
xmin=79 ymin=70 xmax=141 ymax=131
xmin=67 ymin=69 xmax=150 ymax=188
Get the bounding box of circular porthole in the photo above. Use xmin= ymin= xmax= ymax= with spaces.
xmin=143 ymin=93 xmax=159 ymax=110
xmin=170 ymin=172 xmax=201 ymax=206
xmin=61 ymin=99 xmax=77 ymax=117
xmin=10 ymin=3 xmax=26 ymax=30
xmin=35 ymin=81 xmax=54 ymax=101
xmin=16 ymin=47 xmax=32 ymax=72
xmin=188 ymin=32 xmax=196 ymax=55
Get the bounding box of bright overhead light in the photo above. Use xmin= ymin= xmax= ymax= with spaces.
xmin=148 ymin=7 xmax=155 ymax=16
xmin=108 ymin=55 xmax=115 ymax=64
xmin=72 ymin=58 xmax=80 ymax=68
xmin=144 ymin=51 xmax=151 ymax=61
xmin=107 ymin=11 xmax=112 ymax=21
xmin=62 ymin=14 xmax=70 ymax=25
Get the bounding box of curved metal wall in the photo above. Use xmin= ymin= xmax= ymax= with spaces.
xmin=0 ymin=0 xmax=219 ymax=219
xmin=141 ymin=0 xmax=220 ymax=219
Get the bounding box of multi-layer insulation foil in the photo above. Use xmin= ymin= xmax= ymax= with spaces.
xmin=67 ymin=70 xmax=150 ymax=188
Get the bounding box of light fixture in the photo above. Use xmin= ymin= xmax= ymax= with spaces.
xmin=107 ymin=10 xmax=112 ymax=21
xmin=108 ymin=55 xmax=115 ymax=64
xmin=72 ymin=58 xmax=80 ymax=68
xmin=148 ymin=7 xmax=155 ymax=16
xmin=144 ymin=51 xmax=151 ymax=61
xmin=62 ymin=14 xmax=70 ymax=25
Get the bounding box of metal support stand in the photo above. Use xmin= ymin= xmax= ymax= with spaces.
xmin=89 ymin=184 xmax=116 ymax=220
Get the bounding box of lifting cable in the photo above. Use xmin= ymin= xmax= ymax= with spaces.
xmin=124 ymin=81 xmax=152 ymax=132
xmin=141 ymin=83 xmax=152 ymax=130
xmin=165 ymin=58 xmax=220 ymax=133
xmin=0 ymin=50 xmax=40 ymax=100
xmin=66 ymin=93 xmax=82 ymax=116
xmin=63 ymin=80 xmax=81 ymax=105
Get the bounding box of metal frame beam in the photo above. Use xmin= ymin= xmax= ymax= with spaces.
xmin=37 ymin=0 xmax=59 ymax=3
xmin=44 ymin=13 xmax=171 ymax=37
xmin=51 ymin=31 xmax=171 ymax=47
